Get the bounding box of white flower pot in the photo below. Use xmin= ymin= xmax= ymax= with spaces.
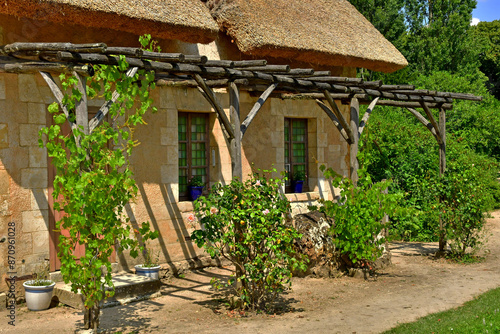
xmin=23 ymin=280 xmax=56 ymax=311
xmin=135 ymin=265 xmax=161 ymax=280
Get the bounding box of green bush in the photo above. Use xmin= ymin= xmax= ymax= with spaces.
xmin=314 ymin=167 xmax=401 ymax=268
xmin=433 ymin=162 xmax=489 ymax=258
xmin=191 ymin=170 xmax=307 ymax=311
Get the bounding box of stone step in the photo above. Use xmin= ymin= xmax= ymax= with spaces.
xmin=53 ymin=273 xmax=162 ymax=310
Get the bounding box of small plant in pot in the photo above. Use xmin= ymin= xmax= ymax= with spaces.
xmin=23 ymin=260 xmax=56 ymax=311
xmin=134 ymin=242 xmax=161 ymax=280
xmin=188 ymin=176 xmax=204 ymax=201
xmin=292 ymin=170 xmax=306 ymax=193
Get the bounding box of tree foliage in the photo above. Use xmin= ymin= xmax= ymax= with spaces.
xmin=476 ymin=20 xmax=500 ymax=99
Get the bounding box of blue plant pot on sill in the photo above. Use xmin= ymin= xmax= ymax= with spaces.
xmin=189 ymin=186 xmax=204 ymax=201
xmin=293 ymin=180 xmax=304 ymax=193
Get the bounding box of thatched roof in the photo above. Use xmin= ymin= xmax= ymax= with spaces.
xmin=0 ymin=0 xmax=219 ymax=44
xmin=206 ymin=0 xmax=408 ymax=73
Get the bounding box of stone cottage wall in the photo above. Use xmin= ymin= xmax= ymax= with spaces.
xmin=0 ymin=14 xmax=354 ymax=295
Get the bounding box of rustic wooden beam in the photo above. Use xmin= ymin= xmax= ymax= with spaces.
xmin=359 ymin=100 xmax=453 ymax=110
xmin=193 ymin=74 xmax=235 ymax=140
xmin=89 ymin=67 xmax=139 ymax=133
xmin=229 ymin=82 xmax=242 ymax=180
xmin=276 ymin=92 xmax=367 ymax=100
xmin=435 ymin=91 xmax=482 ymax=101
xmin=268 ymin=68 xmax=315 ymax=76
xmin=0 ymin=62 xmax=94 ymax=76
xmin=156 ymin=77 xmax=249 ymax=88
xmin=182 ymin=55 xmax=208 ymax=64
xmin=240 ymin=83 xmax=278 ymax=137
xmin=315 ymin=99 xmax=350 ymax=143
xmin=379 ymin=84 xmax=415 ymax=91
xmin=104 ymin=47 xmax=143 ymax=57
xmin=308 ymin=77 xmax=363 ymax=84
xmin=350 ymin=98 xmax=360 ymax=185
xmin=140 ymin=51 xmax=185 ymax=62
xmin=420 ymin=101 xmax=443 ymax=144
xmin=39 ymin=71 xmax=78 ymax=133
xmin=204 ymin=60 xmax=234 ymax=67
xmin=323 ymin=90 xmax=355 ymax=144
xmin=232 ymin=60 xmax=267 ymax=67
xmin=406 ymin=107 xmax=438 ymax=139
xmin=358 ymin=97 xmax=379 ymax=136
xmin=234 ymin=65 xmax=290 ymax=72
xmin=2 ymin=42 xmax=106 ymax=54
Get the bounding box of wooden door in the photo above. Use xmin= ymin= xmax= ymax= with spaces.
xmin=48 ymin=111 xmax=116 ymax=271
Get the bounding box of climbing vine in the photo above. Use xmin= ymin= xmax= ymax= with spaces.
xmin=39 ymin=35 xmax=159 ymax=330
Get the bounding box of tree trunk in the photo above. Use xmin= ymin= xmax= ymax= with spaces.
xmin=83 ymin=304 xmax=100 ymax=331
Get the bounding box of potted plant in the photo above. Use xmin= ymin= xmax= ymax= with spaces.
xmin=292 ymin=170 xmax=306 ymax=193
xmin=188 ymin=176 xmax=204 ymax=201
xmin=135 ymin=243 xmax=161 ymax=280
xmin=23 ymin=261 xmax=55 ymax=311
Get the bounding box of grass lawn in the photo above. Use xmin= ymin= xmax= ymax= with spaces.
xmin=383 ymin=287 xmax=500 ymax=333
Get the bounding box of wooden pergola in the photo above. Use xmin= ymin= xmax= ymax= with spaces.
xmin=0 ymin=42 xmax=482 ymax=250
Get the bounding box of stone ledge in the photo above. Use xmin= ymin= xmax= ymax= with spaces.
xmin=0 ymin=293 xmax=6 ymax=310
xmin=54 ymin=273 xmax=162 ymax=310
xmin=286 ymin=191 xmax=321 ymax=203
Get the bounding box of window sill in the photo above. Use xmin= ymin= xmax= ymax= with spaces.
xmin=285 ymin=191 xmax=321 ymax=203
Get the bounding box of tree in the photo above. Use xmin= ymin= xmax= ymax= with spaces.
xmin=39 ymin=36 xmax=159 ymax=331
xmin=476 ymin=20 xmax=500 ymax=99
xmin=349 ymin=0 xmax=485 ymax=82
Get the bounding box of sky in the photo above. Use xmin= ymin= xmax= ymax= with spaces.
xmin=472 ymin=0 xmax=500 ymax=25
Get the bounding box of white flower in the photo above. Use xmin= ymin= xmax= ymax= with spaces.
xmin=262 ymin=209 xmax=270 ymax=215
xmin=255 ymin=180 xmax=262 ymax=187
xmin=210 ymin=207 xmax=218 ymax=215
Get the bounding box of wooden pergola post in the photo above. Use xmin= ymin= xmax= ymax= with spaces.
xmin=318 ymin=93 xmax=379 ymax=185
xmin=407 ymin=103 xmax=447 ymax=251
xmin=438 ymin=107 xmax=447 ymax=251
xmin=228 ymin=81 xmax=242 ymax=180
xmin=349 ymin=98 xmax=360 ymax=184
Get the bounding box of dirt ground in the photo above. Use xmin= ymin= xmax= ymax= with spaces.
xmin=2 ymin=211 xmax=500 ymax=334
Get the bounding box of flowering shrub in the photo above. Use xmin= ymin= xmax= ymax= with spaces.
xmin=191 ymin=170 xmax=307 ymax=310
xmin=313 ymin=166 xmax=400 ymax=268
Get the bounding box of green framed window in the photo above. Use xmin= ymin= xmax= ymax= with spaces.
xmin=284 ymin=118 xmax=308 ymax=192
xmin=178 ymin=113 xmax=209 ymax=200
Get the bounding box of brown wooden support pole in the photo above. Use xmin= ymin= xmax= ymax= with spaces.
xmin=228 ymin=82 xmax=242 ymax=180
xmin=438 ymin=107 xmax=447 ymax=252
xmin=74 ymin=72 xmax=89 ymax=136
xmin=89 ymin=67 xmax=138 ymax=133
xmin=228 ymin=81 xmax=245 ymax=292
xmin=240 ymin=83 xmax=278 ymax=137
xmin=323 ymin=90 xmax=355 ymax=143
xmin=406 ymin=107 xmax=439 ymax=140
xmin=39 ymin=71 xmax=78 ymax=133
xmin=420 ymin=101 xmax=443 ymax=144
xmin=358 ymin=97 xmax=379 ymax=136
xmin=350 ymin=98 xmax=360 ymax=185
xmin=315 ymin=99 xmax=351 ymax=143
xmin=194 ymin=74 xmax=235 ymax=140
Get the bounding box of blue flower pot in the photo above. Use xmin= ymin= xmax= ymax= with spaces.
xmin=293 ymin=180 xmax=304 ymax=193
xmin=189 ymin=186 xmax=203 ymax=201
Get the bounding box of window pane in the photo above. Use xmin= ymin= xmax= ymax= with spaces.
xmin=179 ymin=169 xmax=188 ymax=193
xmin=178 ymin=113 xmax=209 ymax=199
xmin=178 ymin=116 xmax=187 ymax=141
